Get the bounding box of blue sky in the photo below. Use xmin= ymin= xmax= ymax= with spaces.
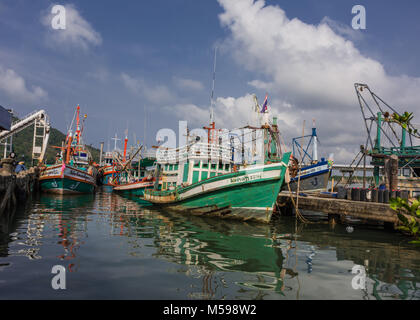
xmin=1 ymin=0 xmax=419 ymax=161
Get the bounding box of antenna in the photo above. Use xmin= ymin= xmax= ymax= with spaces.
xmin=111 ymin=133 xmax=120 ymax=151
xmin=210 ymin=46 xmax=218 ymax=124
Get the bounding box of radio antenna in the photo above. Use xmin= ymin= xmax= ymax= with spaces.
xmin=210 ymin=46 xmax=218 ymax=125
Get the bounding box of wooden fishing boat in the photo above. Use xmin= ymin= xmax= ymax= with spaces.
xmin=144 ymin=115 xmax=291 ymax=223
xmin=113 ymin=177 xmax=157 ymax=197
xmin=40 ymin=105 xmax=97 ymax=194
xmin=285 ymin=122 xmax=332 ymax=192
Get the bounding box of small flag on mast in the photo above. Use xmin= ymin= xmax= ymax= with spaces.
xmin=261 ymin=94 xmax=268 ymax=113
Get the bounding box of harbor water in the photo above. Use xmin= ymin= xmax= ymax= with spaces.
xmin=0 ymin=190 xmax=419 ymax=300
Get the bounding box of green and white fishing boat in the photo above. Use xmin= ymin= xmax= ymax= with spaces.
xmin=144 ymin=111 xmax=291 ymax=223
xmin=40 ymin=105 xmax=97 ymax=194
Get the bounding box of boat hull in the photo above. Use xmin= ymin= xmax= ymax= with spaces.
xmin=284 ymin=161 xmax=331 ymax=192
xmin=144 ymin=154 xmax=291 ymax=223
xmin=113 ymin=180 xmax=155 ymax=202
xmin=40 ymin=165 xmax=96 ymax=194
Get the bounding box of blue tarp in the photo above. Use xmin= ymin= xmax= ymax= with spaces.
xmin=0 ymin=105 xmax=11 ymax=131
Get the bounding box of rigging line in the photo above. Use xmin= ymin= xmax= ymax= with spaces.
xmin=366 ymin=87 xmax=387 ymax=114
xmin=358 ymin=90 xmax=377 ymax=118
xmin=371 ymin=92 xmax=400 ymax=115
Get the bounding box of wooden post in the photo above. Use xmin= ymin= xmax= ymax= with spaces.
xmin=362 ymin=147 xmax=367 ymax=189
xmin=389 ymin=154 xmax=398 ymax=191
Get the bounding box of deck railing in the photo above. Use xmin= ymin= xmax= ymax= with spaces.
xmin=157 ymin=143 xmax=232 ymax=164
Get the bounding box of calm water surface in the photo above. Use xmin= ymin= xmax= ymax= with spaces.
xmin=0 ymin=190 xmax=419 ymax=300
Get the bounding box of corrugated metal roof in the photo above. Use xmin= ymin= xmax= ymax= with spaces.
xmin=0 ymin=105 xmax=12 ymax=131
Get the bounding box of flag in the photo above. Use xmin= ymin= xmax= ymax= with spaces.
xmin=261 ymin=95 xmax=268 ymax=113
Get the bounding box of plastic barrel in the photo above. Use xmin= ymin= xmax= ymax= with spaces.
xmin=383 ymin=190 xmax=390 ymax=203
xmin=337 ymin=186 xmax=346 ymax=199
xmin=366 ymin=189 xmax=372 ymax=201
xmin=346 ymin=188 xmax=352 ymax=200
xmin=390 ymin=190 xmax=397 ymax=200
xmin=371 ymin=189 xmax=378 ymax=202
xmin=352 ymin=188 xmax=360 ymax=201
xmin=378 ymin=190 xmax=384 ymax=203
xmin=360 ymin=188 xmax=366 ymax=202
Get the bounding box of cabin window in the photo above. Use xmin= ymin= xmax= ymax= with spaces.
xmin=201 ymin=171 xmax=208 ymax=180
xmin=225 ymin=164 xmax=230 ymax=171
xmin=174 ymin=164 xmax=178 ymax=171
xmin=169 ymin=164 xmax=173 ymax=171
xmin=163 ymin=182 xmax=167 ymax=190
xmin=192 ymin=171 xmax=200 ymax=183
xmin=194 ymin=161 xmax=200 ymax=168
xmin=211 ymin=164 xmax=217 ymax=170
xmin=403 ymin=168 xmax=411 ymax=177
xmin=202 ymin=162 xmax=208 ymax=169
xmin=183 ymin=163 xmax=189 ymax=182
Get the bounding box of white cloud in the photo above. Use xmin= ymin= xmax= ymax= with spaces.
xmin=173 ymin=77 xmax=204 ymax=91
xmin=41 ymin=4 xmax=102 ymax=51
xmin=0 ymin=66 xmax=48 ymax=103
xmin=121 ymin=73 xmax=175 ymax=104
xmin=208 ymin=0 xmax=420 ymax=162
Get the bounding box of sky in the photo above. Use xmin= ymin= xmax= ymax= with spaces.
xmin=0 ymin=0 xmax=420 ymax=162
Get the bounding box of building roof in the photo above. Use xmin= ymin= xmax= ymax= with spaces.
xmin=0 ymin=105 xmax=11 ymax=131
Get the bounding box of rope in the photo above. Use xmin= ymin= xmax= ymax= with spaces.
xmin=285 ymin=180 xmax=316 ymax=224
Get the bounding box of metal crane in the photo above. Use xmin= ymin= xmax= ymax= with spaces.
xmin=0 ymin=109 xmax=51 ymax=164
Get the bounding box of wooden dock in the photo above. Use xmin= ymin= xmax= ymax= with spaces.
xmin=277 ymin=191 xmax=417 ymax=229
xmin=0 ymin=158 xmax=39 ymax=217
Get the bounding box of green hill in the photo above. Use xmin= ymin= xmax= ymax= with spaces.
xmin=1 ymin=118 xmax=100 ymax=167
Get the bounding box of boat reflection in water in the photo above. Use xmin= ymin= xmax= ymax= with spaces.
xmin=0 ymin=191 xmax=419 ymax=299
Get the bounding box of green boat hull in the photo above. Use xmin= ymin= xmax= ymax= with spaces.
xmin=145 ymin=153 xmax=291 ymax=223
xmin=40 ymin=177 xmax=95 ymax=194
xmin=163 ymin=178 xmax=284 ymax=222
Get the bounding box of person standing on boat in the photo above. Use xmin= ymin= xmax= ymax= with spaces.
xmin=15 ymin=161 xmax=26 ymax=173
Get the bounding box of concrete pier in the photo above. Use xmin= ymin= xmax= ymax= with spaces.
xmin=277 ymin=191 xmax=419 ymax=229
xmin=0 ymin=158 xmax=39 ymax=217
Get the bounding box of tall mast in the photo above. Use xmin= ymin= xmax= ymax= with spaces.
xmin=312 ymin=119 xmax=318 ymax=162
xmin=206 ymin=47 xmax=218 ymax=144
xmin=76 ymin=105 xmax=81 ymax=146
xmin=123 ymin=130 xmax=128 ymax=161
xmin=210 ymin=46 xmax=217 ymax=126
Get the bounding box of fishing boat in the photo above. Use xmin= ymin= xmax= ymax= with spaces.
xmin=98 ymin=134 xmax=126 ymax=190
xmin=285 ymin=122 xmax=332 ymax=192
xmin=143 ymin=112 xmax=291 ymax=223
xmin=113 ymin=177 xmax=157 ymax=197
xmin=111 ymin=142 xmax=161 ymax=198
xmin=39 ymin=105 xmax=97 ymax=194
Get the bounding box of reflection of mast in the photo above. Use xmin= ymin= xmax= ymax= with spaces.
xmin=57 ymin=213 xmax=79 ymax=272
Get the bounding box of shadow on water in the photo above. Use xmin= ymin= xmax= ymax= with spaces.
xmin=0 ymin=190 xmax=419 ymax=299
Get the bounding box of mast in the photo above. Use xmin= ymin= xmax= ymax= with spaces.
xmin=76 ymin=105 xmax=81 ymax=146
xmin=112 ymin=133 xmax=120 ymax=151
xmin=65 ymin=131 xmax=73 ymax=164
xmin=210 ymin=46 xmax=217 ymax=126
xmin=312 ymin=119 xmax=318 ymax=162
xmin=205 ymin=47 xmax=218 ymax=145
xmin=123 ymin=134 xmax=128 ymax=161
